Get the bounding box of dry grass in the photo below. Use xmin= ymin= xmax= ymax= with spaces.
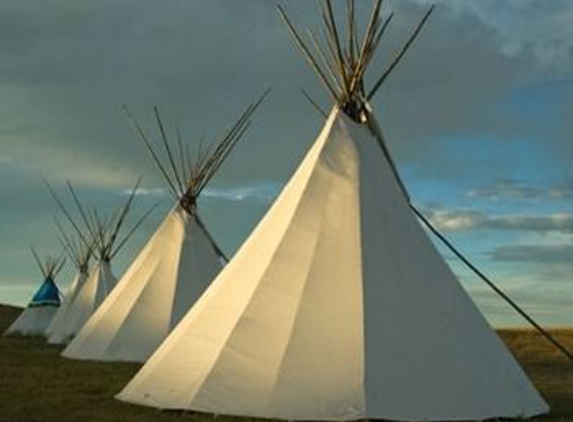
xmin=499 ymin=329 xmax=573 ymax=418
xmin=0 ymin=304 xmax=571 ymax=421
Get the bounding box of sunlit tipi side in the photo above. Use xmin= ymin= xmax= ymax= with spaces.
xmin=63 ymin=96 xmax=266 ymax=363
xmin=47 ymin=182 xmax=146 ymax=345
xmin=4 ymin=249 xmax=65 ymax=337
xmin=45 ymin=222 xmax=94 ymax=339
xmin=118 ymin=1 xmax=548 ymax=420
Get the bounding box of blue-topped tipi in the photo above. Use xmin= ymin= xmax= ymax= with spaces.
xmin=4 ymin=249 xmax=65 ymax=337
xmin=30 ymin=277 xmax=61 ymax=307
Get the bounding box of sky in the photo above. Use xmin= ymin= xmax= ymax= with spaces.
xmin=0 ymin=0 xmax=572 ymax=328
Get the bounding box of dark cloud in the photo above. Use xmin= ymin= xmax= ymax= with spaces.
xmin=410 ymin=0 xmax=573 ymax=66
xmin=468 ymin=178 xmax=573 ymax=201
xmin=490 ymin=244 xmax=573 ymax=263
xmin=0 ymin=0 xmax=572 ymax=188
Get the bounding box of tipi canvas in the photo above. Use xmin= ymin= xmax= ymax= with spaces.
xmin=44 ymin=271 xmax=88 ymax=338
xmin=63 ymin=97 xmax=265 ymax=363
xmin=118 ymin=2 xmax=548 ymax=420
xmin=48 ymin=260 xmax=117 ymax=344
xmin=47 ymin=182 xmax=146 ymax=344
xmin=5 ymin=250 xmax=65 ymax=337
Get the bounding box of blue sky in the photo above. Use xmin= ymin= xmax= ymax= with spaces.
xmin=0 ymin=0 xmax=572 ymax=328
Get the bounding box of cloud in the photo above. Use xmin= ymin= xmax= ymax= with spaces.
xmin=120 ymin=187 xmax=167 ymax=197
xmin=423 ymin=207 xmax=573 ymax=233
xmin=468 ymin=179 xmax=546 ymax=200
xmin=0 ymin=0 xmax=571 ymax=188
xmin=116 ymin=182 xmax=281 ymax=203
xmin=1 ymin=138 xmax=144 ymax=190
xmin=468 ymin=178 xmax=573 ymax=201
xmin=115 ymin=180 xmax=282 ymax=209
xmin=490 ymin=243 xmax=573 ymax=263
xmin=409 ymin=0 xmax=573 ymax=68
xmin=548 ymin=184 xmax=573 ymax=199
xmin=202 ymin=182 xmax=281 ymax=203
xmin=423 ymin=208 xmax=484 ymax=231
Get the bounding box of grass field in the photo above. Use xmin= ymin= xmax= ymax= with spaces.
xmin=1 ymin=304 xmax=572 ymax=422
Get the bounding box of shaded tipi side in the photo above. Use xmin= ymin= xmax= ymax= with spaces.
xmin=118 ymin=1 xmax=548 ymax=420
xmin=63 ymin=96 xmax=266 ymax=363
xmin=48 ymin=182 xmax=148 ymax=344
xmin=45 ymin=221 xmax=94 ymax=339
xmin=5 ymin=249 xmax=65 ymax=337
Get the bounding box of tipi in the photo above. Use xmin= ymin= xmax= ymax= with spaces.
xmin=118 ymin=1 xmax=548 ymax=420
xmin=45 ymin=220 xmax=94 ymax=339
xmin=5 ymin=249 xmax=65 ymax=337
xmin=63 ymin=97 xmax=266 ymax=363
xmin=48 ymin=182 xmax=147 ymax=344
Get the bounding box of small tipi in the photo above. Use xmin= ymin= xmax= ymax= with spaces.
xmin=118 ymin=1 xmax=548 ymax=420
xmin=63 ymin=97 xmax=265 ymax=363
xmin=5 ymin=249 xmax=65 ymax=337
xmin=48 ymin=182 xmax=147 ymax=344
xmin=45 ymin=221 xmax=94 ymax=339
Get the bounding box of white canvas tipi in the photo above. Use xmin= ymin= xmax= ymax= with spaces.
xmin=4 ymin=249 xmax=65 ymax=337
xmin=47 ymin=182 xmax=146 ymax=344
xmin=44 ymin=222 xmax=93 ymax=339
xmin=118 ymin=2 xmax=548 ymax=420
xmin=63 ymin=98 xmax=265 ymax=363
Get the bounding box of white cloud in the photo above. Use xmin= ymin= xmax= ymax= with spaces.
xmin=425 ymin=208 xmax=483 ymax=231
xmin=119 ymin=187 xmax=166 ymax=197
xmin=202 ymin=181 xmax=281 ymax=203
xmin=115 ymin=182 xmax=282 ymax=203
xmin=422 ymin=207 xmax=573 ymax=233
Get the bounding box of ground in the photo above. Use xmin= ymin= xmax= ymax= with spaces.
xmin=0 ymin=304 xmax=571 ymax=422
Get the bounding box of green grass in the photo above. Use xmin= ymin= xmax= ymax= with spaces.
xmin=0 ymin=304 xmax=571 ymax=421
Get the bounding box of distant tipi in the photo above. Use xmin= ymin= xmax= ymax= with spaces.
xmin=118 ymin=1 xmax=548 ymax=421
xmin=45 ymin=220 xmax=94 ymax=339
xmin=63 ymin=95 xmax=266 ymax=363
xmin=47 ymin=182 xmax=148 ymax=344
xmin=4 ymin=249 xmax=65 ymax=337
